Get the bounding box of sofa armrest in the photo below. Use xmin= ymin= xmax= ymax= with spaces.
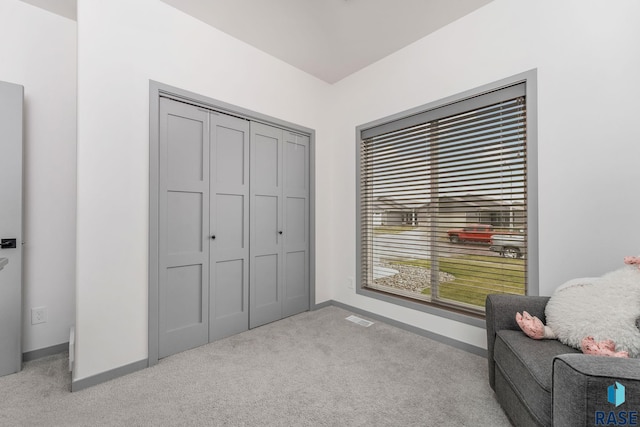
xmin=553 ymin=354 xmax=640 ymax=426
xmin=485 ymin=294 xmax=550 ymax=390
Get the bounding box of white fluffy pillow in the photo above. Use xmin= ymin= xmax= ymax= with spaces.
xmin=545 ymin=266 xmax=640 ymax=357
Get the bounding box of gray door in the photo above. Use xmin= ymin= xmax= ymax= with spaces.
xmin=250 ymin=124 xmax=310 ymax=328
xmin=158 ymin=98 xmax=210 ymax=358
xmin=0 ymin=81 xmax=23 ymax=377
xmin=282 ymin=131 xmax=310 ymax=318
xmin=209 ymin=113 xmax=250 ymax=341
xmin=249 ymin=122 xmax=283 ymax=328
xmin=156 ymin=98 xmax=311 ymax=356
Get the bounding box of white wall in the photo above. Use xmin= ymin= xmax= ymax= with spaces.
xmin=327 ymin=0 xmax=640 ymax=349
xmin=75 ymin=0 xmax=331 ymax=381
xmin=0 ymin=0 xmax=76 ymax=353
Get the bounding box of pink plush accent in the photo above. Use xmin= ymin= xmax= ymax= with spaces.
xmin=516 ymin=256 xmax=639 ymax=357
xmin=581 ymin=336 xmax=629 ymax=358
xmin=624 ymin=256 xmax=640 ymax=270
xmin=516 ymin=311 xmax=546 ymax=339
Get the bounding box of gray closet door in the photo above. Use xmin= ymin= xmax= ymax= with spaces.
xmin=155 ymin=97 xmax=311 ymax=357
xmin=209 ymin=113 xmax=250 ymax=341
xmin=282 ymin=131 xmax=310 ymax=318
xmin=249 ymin=122 xmax=283 ymax=328
xmin=158 ymin=98 xmax=210 ymax=358
xmin=0 ymin=81 xmax=23 ymax=377
xmin=250 ymin=124 xmax=310 ymax=328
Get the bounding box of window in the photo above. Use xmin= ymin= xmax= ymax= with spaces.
xmin=357 ymin=77 xmax=534 ymax=317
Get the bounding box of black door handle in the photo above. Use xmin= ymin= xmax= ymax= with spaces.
xmin=0 ymin=239 xmax=16 ymax=249
xmin=278 ymin=231 xmax=283 ymax=235
xmin=211 ymin=235 xmax=216 ymax=240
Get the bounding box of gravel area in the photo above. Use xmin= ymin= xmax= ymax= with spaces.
xmin=373 ymin=263 xmax=455 ymax=294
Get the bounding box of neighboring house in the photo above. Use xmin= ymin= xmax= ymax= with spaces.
xmin=437 ymin=195 xmax=524 ymax=231
xmin=372 ymin=196 xmax=427 ymax=226
xmin=374 ymin=195 xmax=523 ymax=230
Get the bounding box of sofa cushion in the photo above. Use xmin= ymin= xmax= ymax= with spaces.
xmin=494 ymin=330 xmax=580 ymax=426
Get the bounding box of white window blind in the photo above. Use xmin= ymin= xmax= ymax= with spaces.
xmin=359 ymin=83 xmax=527 ymax=315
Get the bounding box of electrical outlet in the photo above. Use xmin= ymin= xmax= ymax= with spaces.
xmin=347 ymin=276 xmax=355 ymax=290
xmin=31 ymin=307 xmax=47 ymax=325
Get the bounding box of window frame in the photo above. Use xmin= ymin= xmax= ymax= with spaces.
xmin=355 ymin=70 xmax=538 ymax=326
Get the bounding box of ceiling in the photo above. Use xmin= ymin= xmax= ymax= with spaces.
xmin=19 ymin=0 xmax=76 ymax=20
xmin=19 ymin=0 xmax=493 ymax=84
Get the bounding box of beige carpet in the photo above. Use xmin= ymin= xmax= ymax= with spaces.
xmin=0 ymin=306 xmax=510 ymax=426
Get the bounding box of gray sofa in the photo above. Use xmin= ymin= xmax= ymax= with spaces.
xmin=485 ymin=294 xmax=640 ymax=426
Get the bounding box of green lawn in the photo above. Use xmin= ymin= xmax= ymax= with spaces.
xmin=394 ymin=255 xmax=525 ymax=308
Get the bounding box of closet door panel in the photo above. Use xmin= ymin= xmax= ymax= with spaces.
xmin=254 ymin=195 xmax=279 ymax=246
xmin=165 ymin=265 xmax=204 ymax=331
xmin=159 ymin=98 xmax=209 ymax=358
xmin=213 ymin=259 xmax=244 ymax=317
xmin=253 ymin=134 xmax=279 ymax=188
xmin=215 ymin=194 xmax=244 ymax=252
xmin=250 ymin=123 xmax=283 ymax=328
xmin=282 ymin=132 xmax=310 ymax=317
xmin=254 ymin=254 xmax=279 ymax=305
xmin=285 ymin=251 xmax=306 ymax=300
xmin=167 ymin=191 xmax=203 ymax=253
xmin=209 ymin=114 xmax=250 ymax=341
xmin=285 ymin=197 xmax=305 ymax=247
xmin=215 ymin=126 xmax=245 ymax=186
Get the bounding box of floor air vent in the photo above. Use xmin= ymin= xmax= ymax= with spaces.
xmin=345 ymin=315 xmax=374 ymax=327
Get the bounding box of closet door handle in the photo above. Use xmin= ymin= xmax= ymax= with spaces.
xmin=211 ymin=235 xmax=216 ymax=240
xmin=278 ymin=231 xmax=283 ymax=235
xmin=0 ymin=239 xmax=17 ymax=249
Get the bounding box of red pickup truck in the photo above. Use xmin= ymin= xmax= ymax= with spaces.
xmin=447 ymin=224 xmax=495 ymax=244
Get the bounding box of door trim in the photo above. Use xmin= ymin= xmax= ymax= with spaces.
xmin=148 ymin=81 xmax=316 ymax=366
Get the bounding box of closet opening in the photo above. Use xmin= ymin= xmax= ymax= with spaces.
xmin=148 ymin=81 xmax=316 ymax=365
